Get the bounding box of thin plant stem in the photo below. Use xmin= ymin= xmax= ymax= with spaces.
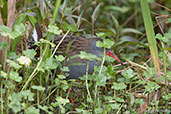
xmin=1 ymin=80 xmax=4 ymax=114
xmin=94 ymin=48 xmax=106 ymax=108
xmin=51 ymin=30 xmax=70 ymax=58
xmin=85 ymin=61 xmax=92 ymax=101
xmin=21 ymin=45 xmax=48 ymax=91
xmin=3 ymin=37 xmax=9 ymax=71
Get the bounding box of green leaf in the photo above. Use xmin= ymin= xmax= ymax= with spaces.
xmin=96 ymin=74 xmax=107 ymax=86
xmin=144 ymin=81 xmax=160 ymax=92
xmin=61 ymin=66 xmax=69 ymax=72
xmin=9 ymin=71 xmax=22 ymax=82
xmin=31 ymin=85 xmax=45 ymax=91
xmin=42 ymin=58 xmax=58 ymax=70
xmin=61 ymin=84 xmax=68 ymax=91
xmin=56 ymin=96 xmax=69 ymax=105
xmin=63 ymin=22 xmax=77 ymax=32
xmin=96 ymin=38 xmax=114 ymax=48
xmin=48 ymin=25 xmax=62 ymax=35
xmin=0 ymin=71 xmax=8 ymax=78
xmin=114 ymin=96 xmax=124 ymax=102
xmin=55 ymin=55 xmax=65 ymax=62
xmin=112 ymin=82 xmax=127 ymax=90
xmin=143 ymin=68 xmax=157 ymax=79
xmin=23 ymin=49 xmax=37 ymax=59
xmin=103 ymin=39 xmax=114 ymax=48
xmin=121 ymin=68 xmax=136 ymax=79
xmin=14 ymin=23 xmax=26 ymax=34
xmin=20 ymin=90 xmax=34 ymax=101
xmin=121 ymin=28 xmax=143 ymax=35
xmin=92 ymin=3 xmax=102 ymax=22
xmin=76 ymin=108 xmax=89 ymax=114
xmin=78 ymin=51 xmax=97 ymax=61
xmin=104 ymin=6 xmax=130 ymax=13
xmin=166 ymin=18 xmax=171 ymax=24
xmin=37 ymin=39 xmax=56 ymax=47
xmin=0 ymin=25 xmax=12 ymax=37
xmin=0 ymin=42 xmax=7 ymax=50
xmin=8 ymin=93 xmax=22 ymax=113
xmin=25 ymin=106 xmax=40 ymax=114
xmin=110 ymin=103 xmax=121 ymax=109
xmin=15 ymin=13 xmax=26 ymax=24
xmin=6 ymin=59 xmax=22 ymax=70
xmin=54 ymin=78 xmax=60 ymax=86
xmin=38 ymin=105 xmax=53 ymax=114
xmin=95 ymin=108 xmax=103 ymax=113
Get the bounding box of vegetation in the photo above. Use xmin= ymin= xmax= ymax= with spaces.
xmin=0 ymin=0 xmax=170 ymax=113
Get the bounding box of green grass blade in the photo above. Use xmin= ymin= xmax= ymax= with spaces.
xmin=140 ymin=0 xmax=161 ymax=80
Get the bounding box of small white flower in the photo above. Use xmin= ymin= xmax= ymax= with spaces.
xmin=17 ymin=56 xmax=31 ymax=67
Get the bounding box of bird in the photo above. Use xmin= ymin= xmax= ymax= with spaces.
xmin=31 ymin=23 xmax=122 ymax=79
xmin=52 ymin=35 xmax=122 ymax=79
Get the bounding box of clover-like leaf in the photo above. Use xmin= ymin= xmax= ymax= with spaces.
xmin=20 ymin=90 xmax=34 ymax=101
xmin=121 ymin=68 xmax=136 ymax=79
xmin=14 ymin=23 xmax=26 ymax=34
xmin=42 ymin=58 xmax=58 ymax=70
xmin=0 ymin=25 xmax=12 ymax=37
xmin=96 ymin=38 xmax=114 ymax=49
xmin=23 ymin=49 xmax=37 ymax=59
xmin=55 ymin=96 xmax=69 ymax=105
xmin=55 ymin=55 xmax=65 ymax=62
xmin=6 ymin=59 xmax=22 ymax=70
xmin=79 ymin=51 xmax=97 ymax=61
xmin=9 ymin=71 xmax=22 ymax=82
xmin=48 ymin=25 xmax=62 ymax=35
xmin=8 ymin=93 xmax=22 ymax=113
xmin=111 ymin=82 xmax=127 ymax=90
xmin=32 ymin=85 xmax=45 ymax=91
xmin=0 ymin=71 xmax=8 ymax=78
xmin=39 ymin=39 xmax=56 ymax=47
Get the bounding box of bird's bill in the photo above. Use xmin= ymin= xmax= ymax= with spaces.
xmin=107 ymin=51 xmax=123 ymax=65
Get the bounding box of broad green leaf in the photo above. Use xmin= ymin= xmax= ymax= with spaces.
xmin=96 ymin=38 xmax=114 ymax=48
xmin=8 ymin=93 xmax=22 ymax=113
xmin=9 ymin=71 xmax=22 ymax=82
xmin=14 ymin=23 xmax=26 ymax=34
xmin=0 ymin=42 xmax=7 ymax=50
xmin=42 ymin=58 xmax=58 ymax=70
xmin=56 ymin=96 xmax=69 ymax=105
xmin=112 ymin=82 xmax=127 ymax=90
xmin=32 ymin=85 xmax=45 ymax=91
xmin=23 ymin=49 xmax=37 ymax=59
xmin=55 ymin=55 xmax=65 ymax=62
xmin=37 ymin=39 xmax=56 ymax=47
xmin=25 ymin=106 xmax=40 ymax=114
xmin=110 ymin=103 xmax=121 ymax=109
xmin=0 ymin=25 xmax=12 ymax=37
xmin=121 ymin=68 xmax=136 ymax=79
xmin=63 ymin=22 xmax=77 ymax=32
xmin=0 ymin=71 xmax=8 ymax=78
xmin=20 ymin=90 xmax=34 ymax=101
xmin=6 ymin=59 xmax=22 ymax=70
xmin=15 ymin=13 xmax=26 ymax=24
xmin=96 ymin=74 xmax=107 ymax=86
xmin=48 ymin=25 xmax=62 ymax=35
xmin=79 ymin=51 xmax=97 ymax=61
xmin=144 ymin=81 xmax=160 ymax=92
